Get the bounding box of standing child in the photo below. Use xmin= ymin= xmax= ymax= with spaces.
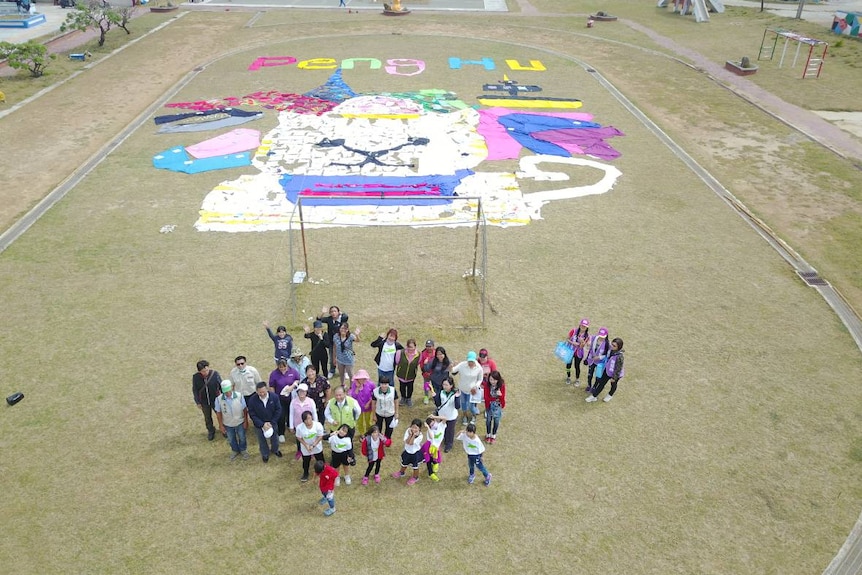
xmin=587 ymin=337 xmax=625 ymax=403
xmin=483 ymin=370 xmax=506 ymax=443
xmin=360 ymin=425 xmax=392 ymax=485
xmin=584 ymin=327 xmax=610 ymax=393
xmin=423 ymin=415 xmax=447 ymax=481
xmin=263 ymin=321 xmax=293 ymax=364
xmin=314 ymin=460 xmax=338 ymax=517
xmin=456 ymin=423 xmax=492 ymax=486
xmin=326 ymin=424 xmax=356 ymax=486
xmin=296 ymin=410 xmax=325 ymax=482
xmin=391 ymin=418 xmax=424 ymax=486
xmin=565 ymin=318 xmax=590 ymax=386
xmin=419 ymin=339 xmax=437 ymax=405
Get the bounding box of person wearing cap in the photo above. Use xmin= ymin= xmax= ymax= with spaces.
xmin=192 ymin=360 xmax=222 ymax=441
xmin=304 ymin=320 xmax=331 ymax=377
xmin=214 ymin=380 xmax=250 ymax=461
xmin=317 ymin=305 xmax=348 ymax=376
xmin=584 ymin=327 xmax=610 ymax=394
xmin=289 ymin=382 xmax=318 ymax=461
xmin=263 ymin=321 xmax=293 ymax=365
xmin=349 ymin=369 xmax=376 ymax=436
xmin=450 ymin=351 xmax=484 ymax=426
xmin=418 ymin=339 xmax=437 ymax=405
xmin=395 ymin=338 xmax=421 ymax=407
xmin=269 ymin=358 xmax=301 ymax=444
xmin=371 ymin=376 xmax=400 ymax=439
xmin=565 ymin=319 xmax=591 ymax=386
xmin=324 ymin=386 xmax=361 ymax=438
xmin=229 ymin=356 xmax=263 ymax=405
xmin=288 ymin=346 xmax=311 ymax=378
xmin=476 ymin=348 xmax=498 ymax=384
xmin=247 ymin=381 xmax=283 ymax=463
xmin=370 ymin=328 xmax=404 ymax=384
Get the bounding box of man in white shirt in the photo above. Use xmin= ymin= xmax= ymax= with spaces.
xmin=230 ymin=355 xmax=263 ymax=403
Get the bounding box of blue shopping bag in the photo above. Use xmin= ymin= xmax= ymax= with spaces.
xmin=554 ymin=341 xmax=575 ymax=364
xmin=595 ymin=359 xmax=606 ymax=379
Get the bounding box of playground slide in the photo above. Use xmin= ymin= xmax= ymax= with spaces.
xmin=692 ymin=0 xmax=710 ymax=21
xmin=706 ymin=0 xmax=725 ymax=13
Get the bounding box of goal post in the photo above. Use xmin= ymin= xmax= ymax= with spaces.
xmin=287 ymin=195 xmax=487 ymax=330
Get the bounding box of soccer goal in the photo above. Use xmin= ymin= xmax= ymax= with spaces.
xmin=287 ymin=196 xmax=487 ymax=330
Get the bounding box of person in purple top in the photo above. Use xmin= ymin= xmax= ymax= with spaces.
xmin=586 ymin=338 xmax=625 ymax=403
xmin=263 ymin=321 xmax=293 ymax=364
xmin=584 ymin=327 xmax=610 ymax=394
xmin=269 ymin=358 xmax=301 ymax=443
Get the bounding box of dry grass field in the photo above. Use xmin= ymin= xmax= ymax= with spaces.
xmin=1 ymin=3 xmax=861 ymax=574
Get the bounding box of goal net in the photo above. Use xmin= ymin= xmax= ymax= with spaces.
xmin=287 ymin=196 xmax=487 ymax=331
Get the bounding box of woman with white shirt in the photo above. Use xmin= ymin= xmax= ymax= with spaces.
xmin=436 ymin=377 xmax=461 ymax=453
xmin=370 ymin=328 xmax=403 ymax=384
xmin=296 ymin=410 xmax=325 ymax=482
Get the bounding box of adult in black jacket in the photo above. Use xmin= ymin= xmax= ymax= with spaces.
xmin=370 ymin=328 xmax=404 ymax=383
xmin=247 ymin=382 xmax=284 ymax=462
xmin=192 ymin=360 xmax=222 ymax=441
xmin=304 ymin=320 xmax=331 ymax=377
xmin=317 ymin=306 xmax=348 ymax=376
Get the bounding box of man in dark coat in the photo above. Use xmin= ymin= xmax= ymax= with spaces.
xmin=246 ymin=381 xmax=283 ymax=463
xmin=192 ymin=360 xmax=222 ymax=441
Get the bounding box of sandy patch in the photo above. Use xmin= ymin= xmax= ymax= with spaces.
xmin=813 ymin=111 xmax=862 ymax=141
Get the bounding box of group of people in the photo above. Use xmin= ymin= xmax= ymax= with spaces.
xmin=562 ymin=318 xmax=626 ymax=403
xmin=191 ymin=305 xmax=505 ymax=514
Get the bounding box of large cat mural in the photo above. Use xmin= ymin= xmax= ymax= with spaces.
xmin=181 ymin=74 xmax=624 ymax=231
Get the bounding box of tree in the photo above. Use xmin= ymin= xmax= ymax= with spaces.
xmin=0 ymin=41 xmax=57 ymax=78
xmin=59 ymin=1 xmax=130 ymax=47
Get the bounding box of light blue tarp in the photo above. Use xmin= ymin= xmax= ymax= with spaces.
xmin=152 ymin=146 xmax=252 ymax=174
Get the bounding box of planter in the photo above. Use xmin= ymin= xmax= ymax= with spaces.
xmin=725 ymin=60 xmax=758 ymax=76
xmin=149 ymin=5 xmax=178 ymax=12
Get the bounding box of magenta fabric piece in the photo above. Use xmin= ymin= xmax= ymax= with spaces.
xmin=186 ymin=128 xmax=262 ymax=159
xmin=531 ymin=126 xmax=626 ymax=161
xmin=477 ymin=107 xmax=595 ymax=160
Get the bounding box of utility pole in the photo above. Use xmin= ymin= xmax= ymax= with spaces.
xmin=796 ymin=0 xmax=807 ymax=19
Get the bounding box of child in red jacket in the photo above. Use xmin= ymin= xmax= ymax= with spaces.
xmin=483 ymin=370 xmax=506 ymax=443
xmin=314 ymin=460 xmax=339 ymax=516
xmin=360 ymin=425 xmax=392 ymax=485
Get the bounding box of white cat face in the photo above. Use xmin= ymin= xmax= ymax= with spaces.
xmin=196 ymin=93 xmax=622 ymax=231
